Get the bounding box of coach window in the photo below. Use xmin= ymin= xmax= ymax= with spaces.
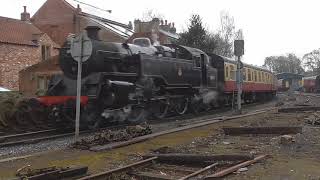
xmin=247 ymin=69 xmax=252 ymax=81
xmin=225 ymin=66 xmax=229 ymax=79
xmin=253 ymin=71 xmax=257 ymax=82
xmin=258 ymin=72 xmax=261 ymax=82
xmin=270 ymin=75 xmax=272 ymax=83
xmin=251 ymin=71 xmax=254 ymax=82
xmin=269 ymin=74 xmax=271 ymax=83
xmin=253 ymin=71 xmax=255 ymax=82
xmin=230 ymin=65 xmax=235 ymax=80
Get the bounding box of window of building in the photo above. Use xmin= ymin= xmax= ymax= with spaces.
xmin=37 ymin=76 xmax=46 ymax=90
xmin=41 ymin=45 xmax=51 ymax=61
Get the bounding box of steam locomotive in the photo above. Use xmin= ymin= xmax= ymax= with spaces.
xmin=37 ymin=26 xmax=276 ymax=129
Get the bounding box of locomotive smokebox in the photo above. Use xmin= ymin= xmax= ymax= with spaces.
xmin=85 ymin=26 xmax=101 ymax=40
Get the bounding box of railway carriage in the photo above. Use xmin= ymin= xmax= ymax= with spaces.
xmin=222 ymin=57 xmax=276 ymax=103
xmin=302 ymin=76 xmax=317 ymax=93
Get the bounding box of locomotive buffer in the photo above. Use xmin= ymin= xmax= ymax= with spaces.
xmin=70 ymin=32 xmax=92 ymax=141
xmin=234 ymin=40 xmax=244 ymax=114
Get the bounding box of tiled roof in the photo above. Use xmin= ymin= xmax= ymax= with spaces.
xmin=0 ymin=16 xmax=43 ymax=46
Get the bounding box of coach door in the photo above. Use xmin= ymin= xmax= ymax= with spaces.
xmin=200 ymin=54 xmax=208 ymax=87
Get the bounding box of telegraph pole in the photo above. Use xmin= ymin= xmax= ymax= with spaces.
xmin=70 ymin=32 xmax=92 ymax=141
xmin=234 ymin=40 xmax=244 ymax=114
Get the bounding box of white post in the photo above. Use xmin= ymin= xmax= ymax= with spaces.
xmin=75 ymin=35 xmax=83 ymax=141
xmin=237 ymin=56 xmax=242 ymax=113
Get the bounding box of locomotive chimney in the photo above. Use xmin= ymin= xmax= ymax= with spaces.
xmin=85 ymin=26 xmax=101 ymax=40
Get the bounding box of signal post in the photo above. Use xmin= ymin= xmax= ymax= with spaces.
xmin=234 ymin=40 xmax=244 ymax=114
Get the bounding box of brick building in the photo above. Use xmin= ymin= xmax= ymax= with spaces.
xmin=128 ymin=18 xmax=179 ymax=45
xmin=18 ymin=0 xmax=133 ymax=95
xmin=19 ymin=56 xmax=61 ymax=96
xmin=31 ymin=0 xmax=133 ymax=46
xmin=0 ymin=6 xmax=59 ymax=91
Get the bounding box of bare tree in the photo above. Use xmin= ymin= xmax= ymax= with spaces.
xmin=141 ymin=9 xmax=164 ymax=21
xmin=263 ymin=54 xmax=304 ymax=74
xmin=235 ymin=29 xmax=244 ymax=40
xmin=303 ymin=49 xmax=320 ymax=75
xmin=213 ymin=11 xmax=243 ymax=57
xmin=218 ymin=11 xmax=235 ymax=57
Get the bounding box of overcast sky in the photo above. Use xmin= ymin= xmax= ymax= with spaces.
xmin=1 ymin=0 xmax=320 ymax=66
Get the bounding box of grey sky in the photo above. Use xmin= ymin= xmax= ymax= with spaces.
xmin=1 ymin=0 xmax=319 ymax=66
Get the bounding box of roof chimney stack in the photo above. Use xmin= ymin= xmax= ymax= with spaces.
xmin=21 ymin=6 xmax=30 ymax=21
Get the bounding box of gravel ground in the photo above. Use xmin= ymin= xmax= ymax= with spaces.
xmin=0 ymin=100 xmax=275 ymax=159
xmin=1 ymin=92 xmax=320 ymax=179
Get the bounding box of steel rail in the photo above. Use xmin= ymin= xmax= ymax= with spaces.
xmin=78 ymin=157 xmax=158 ymax=180
xmin=0 ymin=125 xmax=126 ymax=148
xmin=0 ymin=129 xmax=57 ymax=139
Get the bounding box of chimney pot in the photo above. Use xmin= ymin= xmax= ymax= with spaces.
xmin=21 ymin=6 xmax=30 ymax=21
xmin=165 ymin=20 xmax=167 ymax=25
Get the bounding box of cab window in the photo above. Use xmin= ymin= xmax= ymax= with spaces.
xmin=194 ymin=56 xmax=200 ymax=67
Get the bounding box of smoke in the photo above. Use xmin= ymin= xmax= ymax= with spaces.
xmin=202 ymin=91 xmax=218 ymax=105
xmin=151 ymin=29 xmax=160 ymax=46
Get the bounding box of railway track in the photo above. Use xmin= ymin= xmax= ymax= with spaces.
xmin=0 ymin=125 xmax=126 ymax=148
xmin=0 ymin=100 xmax=275 ymax=148
xmin=0 ymin=104 xmax=277 ymax=179
xmin=77 ymin=154 xmax=269 ymax=180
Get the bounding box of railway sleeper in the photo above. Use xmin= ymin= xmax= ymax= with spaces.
xmin=78 ymin=153 xmax=266 ymax=180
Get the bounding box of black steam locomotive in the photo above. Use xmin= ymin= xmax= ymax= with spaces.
xmin=38 ymin=26 xmax=234 ymax=129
